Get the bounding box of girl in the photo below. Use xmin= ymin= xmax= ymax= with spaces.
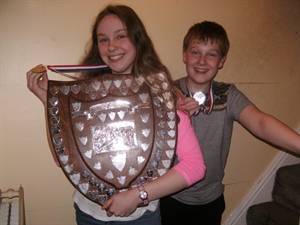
xmin=27 ymin=4 xmax=206 ymax=225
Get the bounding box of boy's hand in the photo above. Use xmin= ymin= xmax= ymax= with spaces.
xmin=181 ymin=97 xmax=201 ymax=117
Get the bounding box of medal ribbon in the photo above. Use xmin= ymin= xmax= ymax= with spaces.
xmin=186 ymin=81 xmax=214 ymax=115
xmin=47 ymin=64 xmax=108 ymax=80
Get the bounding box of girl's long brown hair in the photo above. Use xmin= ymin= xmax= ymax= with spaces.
xmin=80 ymin=4 xmax=184 ymax=110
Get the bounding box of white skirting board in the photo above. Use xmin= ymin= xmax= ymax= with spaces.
xmin=224 ymin=126 xmax=300 ymax=225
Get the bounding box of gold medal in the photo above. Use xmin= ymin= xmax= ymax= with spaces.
xmin=31 ymin=65 xmax=46 ymax=73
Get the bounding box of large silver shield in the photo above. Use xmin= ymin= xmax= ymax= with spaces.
xmin=47 ymin=73 xmax=177 ymax=205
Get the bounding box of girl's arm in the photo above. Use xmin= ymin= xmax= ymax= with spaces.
xmin=102 ymin=110 xmax=206 ymax=216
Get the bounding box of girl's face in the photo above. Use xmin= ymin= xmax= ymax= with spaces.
xmin=97 ymin=14 xmax=136 ymax=74
xmin=183 ymin=39 xmax=226 ymax=92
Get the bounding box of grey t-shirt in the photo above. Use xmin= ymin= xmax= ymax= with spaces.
xmin=172 ymin=78 xmax=253 ymax=205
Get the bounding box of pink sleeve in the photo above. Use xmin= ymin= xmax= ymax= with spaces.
xmin=172 ymin=110 xmax=206 ymax=187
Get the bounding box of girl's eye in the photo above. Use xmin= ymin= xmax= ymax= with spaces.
xmin=117 ymin=35 xmax=127 ymax=39
xmin=191 ymin=51 xmax=200 ymax=55
xmin=98 ymin=38 xmax=108 ymax=43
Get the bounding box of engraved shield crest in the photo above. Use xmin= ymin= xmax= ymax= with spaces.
xmin=47 ymin=73 xmax=177 ymax=205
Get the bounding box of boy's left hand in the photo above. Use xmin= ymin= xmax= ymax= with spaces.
xmin=181 ymin=97 xmax=201 ymax=117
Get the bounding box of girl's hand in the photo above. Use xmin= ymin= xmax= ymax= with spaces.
xmin=26 ymin=64 xmax=48 ymax=104
xmin=102 ymin=188 xmax=142 ymax=217
xmin=181 ymin=97 xmax=201 ymax=117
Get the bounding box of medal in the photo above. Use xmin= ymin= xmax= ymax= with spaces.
xmin=193 ymin=91 xmax=206 ymax=105
xmin=185 ymin=80 xmax=214 ymax=115
xmin=31 ymin=65 xmax=46 ymax=73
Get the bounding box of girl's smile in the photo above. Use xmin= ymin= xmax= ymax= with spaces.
xmin=97 ymin=14 xmax=136 ymax=74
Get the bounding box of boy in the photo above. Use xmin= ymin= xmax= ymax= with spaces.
xmin=160 ymin=21 xmax=300 ymax=225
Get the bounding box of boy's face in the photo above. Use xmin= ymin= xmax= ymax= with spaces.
xmin=183 ymin=39 xmax=226 ymax=89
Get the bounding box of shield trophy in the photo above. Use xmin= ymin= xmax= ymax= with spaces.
xmin=47 ymin=73 xmax=177 ymax=205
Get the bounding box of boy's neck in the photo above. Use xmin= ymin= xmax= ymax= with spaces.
xmin=185 ymin=77 xmax=211 ymax=94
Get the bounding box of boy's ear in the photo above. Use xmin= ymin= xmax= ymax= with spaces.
xmin=218 ymin=56 xmax=227 ymax=69
xmin=182 ymin=49 xmax=187 ymax=64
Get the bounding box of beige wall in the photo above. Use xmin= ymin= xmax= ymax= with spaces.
xmin=1 ymin=0 xmax=299 ymax=224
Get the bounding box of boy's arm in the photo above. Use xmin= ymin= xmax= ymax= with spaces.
xmin=239 ymin=105 xmax=300 ymax=154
